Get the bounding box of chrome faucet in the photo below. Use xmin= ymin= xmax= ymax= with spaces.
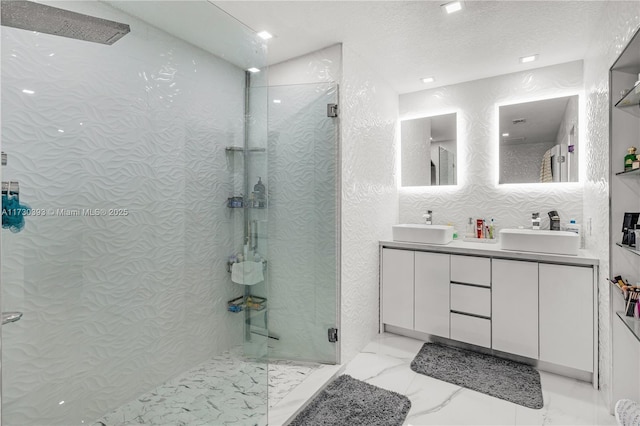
xmin=423 ymin=210 xmax=433 ymax=225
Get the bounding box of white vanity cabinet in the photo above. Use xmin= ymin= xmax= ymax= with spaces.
xmin=539 ymin=263 xmax=594 ymax=373
xmin=492 ymin=259 xmax=539 ymax=359
xmin=380 ymin=240 xmax=598 ymax=384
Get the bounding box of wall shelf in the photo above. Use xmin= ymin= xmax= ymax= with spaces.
xmin=616 ymin=242 xmax=640 ymax=257
xmin=617 ymin=312 xmax=640 ymax=344
xmin=615 ymin=84 xmax=640 ymax=117
xmin=615 ymin=168 xmax=640 ymax=176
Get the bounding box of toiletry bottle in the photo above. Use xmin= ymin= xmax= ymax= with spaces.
xmin=254 ymin=177 xmax=266 ymax=208
xmin=476 ymin=219 xmax=484 ymax=238
xmin=532 ymin=213 xmax=541 ymax=230
xmin=625 ymin=147 xmax=637 ymax=171
xmin=447 ymin=222 xmax=458 ymax=239
xmin=565 ymin=219 xmax=582 ymax=248
xmin=466 ymin=217 xmax=475 ymax=238
xmin=488 ymin=218 xmax=496 ymax=239
xmin=423 ymin=210 xmax=432 ymax=225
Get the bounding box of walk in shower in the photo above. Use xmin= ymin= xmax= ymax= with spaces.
xmin=0 ymin=1 xmax=339 ymax=425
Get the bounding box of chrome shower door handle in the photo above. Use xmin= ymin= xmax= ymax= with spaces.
xmin=2 ymin=312 xmax=23 ymax=325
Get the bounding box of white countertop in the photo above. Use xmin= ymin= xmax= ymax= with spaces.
xmin=379 ymin=239 xmax=599 ymax=266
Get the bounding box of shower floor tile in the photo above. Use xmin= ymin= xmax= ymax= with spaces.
xmin=92 ymin=349 xmax=321 ymax=426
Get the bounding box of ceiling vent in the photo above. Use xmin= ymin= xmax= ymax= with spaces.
xmin=504 ymin=137 xmax=526 ymax=144
xmin=512 ymin=118 xmax=527 ymax=124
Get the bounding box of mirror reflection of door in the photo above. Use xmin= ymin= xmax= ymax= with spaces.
xmin=400 ymin=112 xmax=457 ymax=187
xmin=430 ymin=161 xmax=437 ymax=184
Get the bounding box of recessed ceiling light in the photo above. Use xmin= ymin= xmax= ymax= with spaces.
xmin=519 ymin=54 xmax=538 ymax=64
xmin=442 ymin=1 xmax=463 ymax=14
xmin=273 ymin=99 xmax=282 ymax=104
xmin=257 ymin=31 xmax=273 ymax=40
xmin=22 ymin=89 xmax=35 ymax=94
xmin=502 ymin=133 xmax=510 ymax=137
xmin=247 ymin=67 xmax=260 ymax=73
xmin=421 ymin=76 xmax=435 ymax=84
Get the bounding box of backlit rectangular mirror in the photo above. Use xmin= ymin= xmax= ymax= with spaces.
xmin=499 ymin=95 xmax=579 ymax=184
xmin=401 ymin=112 xmax=457 ymax=186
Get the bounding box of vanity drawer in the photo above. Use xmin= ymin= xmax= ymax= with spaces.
xmin=450 ymin=255 xmax=491 ymax=287
xmin=450 ymin=284 xmax=491 ymax=318
xmin=450 ymin=312 xmax=491 ymax=348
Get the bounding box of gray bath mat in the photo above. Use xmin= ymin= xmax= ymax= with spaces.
xmin=410 ymin=342 xmax=543 ymax=409
xmin=289 ymin=374 xmax=411 ymax=426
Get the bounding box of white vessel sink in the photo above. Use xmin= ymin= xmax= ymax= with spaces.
xmin=392 ymin=224 xmax=454 ymax=245
xmin=500 ymin=229 xmax=579 ymax=256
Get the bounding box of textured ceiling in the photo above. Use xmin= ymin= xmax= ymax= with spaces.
xmin=214 ymin=1 xmax=607 ymax=94
xmin=499 ymin=96 xmax=573 ymax=146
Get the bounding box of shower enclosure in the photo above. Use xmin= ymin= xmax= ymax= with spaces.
xmin=0 ymin=1 xmax=339 ymax=425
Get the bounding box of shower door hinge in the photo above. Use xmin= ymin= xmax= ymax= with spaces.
xmin=328 ymin=328 xmax=338 ymax=342
xmin=327 ymin=103 xmax=338 ymax=118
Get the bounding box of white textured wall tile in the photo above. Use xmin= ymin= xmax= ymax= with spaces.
xmin=266 ymin=44 xmax=342 ymax=87
xmin=582 ymin=1 xmax=640 ymax=409
xmin=399 ymin=61 xmax=584 ymax=232
xmin=341 ymin=46 xmax=398 ymax=363
xmin=1 ymin=2 xmax=254 ymax=424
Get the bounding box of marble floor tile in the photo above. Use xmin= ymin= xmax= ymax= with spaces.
xmin=338 ymin=333 xmax=615 ymax=426
xmin=342 ymin=351 xmax=418 ymax=394
xmin=268 ymin=364 xmax=343 ymax=426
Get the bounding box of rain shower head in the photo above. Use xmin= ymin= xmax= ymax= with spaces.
xmin=1 ymin=1 xmax=130 ymax=45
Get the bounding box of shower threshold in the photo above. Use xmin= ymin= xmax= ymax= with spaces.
xmin=91 ymin=348 xmax=322 ymax=426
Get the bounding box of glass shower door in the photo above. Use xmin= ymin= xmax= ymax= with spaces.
xmin=261 ymin=82 xmax=339 ymax=364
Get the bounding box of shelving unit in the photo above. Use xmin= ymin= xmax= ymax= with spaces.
xmin=610 ymin=27 xmax=640 ymax=411
xmin=225 ymin=145 xmax=268 ymax=209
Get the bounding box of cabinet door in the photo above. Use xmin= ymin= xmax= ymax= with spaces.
xmin=415 ymin=252 xmax=450 ymax=337
xmin=382 ymin=248 xmax=414 ymax=329
xmin=492 ymin=259 xmax=538 ymax=359
xmin=539 ymin=263 xmax=593 ymax=372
